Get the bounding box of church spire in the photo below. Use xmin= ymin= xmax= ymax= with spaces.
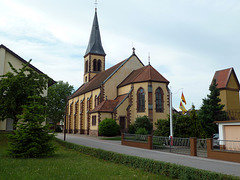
xmin=84 ymin=11 xmax=106 ymax=57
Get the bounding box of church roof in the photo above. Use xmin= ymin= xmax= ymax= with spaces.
xmin=90 ymin=94 xmax=128 ymax=113
xmin=213 ymin=67 xmax=240 ymax=89
xmin=70 ymin=59 xmax=125 ymax=98
xmin=84 ymin=11 xmax=106 ymax=57
xmin=118 ymin=65 xmax=169 ymax=87
xmin=70 ymin=53 xmax=143 ymax=99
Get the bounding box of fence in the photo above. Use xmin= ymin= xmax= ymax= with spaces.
xmin=121 ymin=134 xmax=240 ymax=162
xmin=197 ymin=139 xmax=207 ymax=157
xmin=153 ymin=136 xmax=191 ymax=155
xmin=213 ymin=139 xmax=240 ymax=152
xmin=207 ymin=139 xmax=240 ymax=163
xmin=121 ymin=133 xmax=152 ymax=149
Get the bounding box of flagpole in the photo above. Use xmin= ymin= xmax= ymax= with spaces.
xmin=169 ymin=87 xmax=173 ymax=145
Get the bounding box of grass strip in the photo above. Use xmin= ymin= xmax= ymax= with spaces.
xmin=56 ymin=138 xmax=239 ymax=180
xmin=0 ymin=134 xmax=171 ymax=180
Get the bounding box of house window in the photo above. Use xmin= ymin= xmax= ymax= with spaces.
xmin=93 ymin=59 xmax=97 ymax=71
xmin=92 ymin=115 xmax=96 ymax=126
xmin=156 ymin=87 xmax=164 ymax=112
xmin=137 ymin=88 xmax=145 ymax=112
xmin=97 ymin=60 xmax=102 ymax=71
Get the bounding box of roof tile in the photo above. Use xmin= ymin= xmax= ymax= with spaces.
xmin=118 ymin=65 xmax=169 ymax=87
xmin=213 ymin=67 xmax=240 ymax=89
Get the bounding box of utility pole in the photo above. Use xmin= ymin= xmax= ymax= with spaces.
xmin=169 ymin=87 xmax=173 ymax=146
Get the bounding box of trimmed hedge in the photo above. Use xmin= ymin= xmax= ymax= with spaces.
xmin=55 ymin=138 xmax=238 ymax=180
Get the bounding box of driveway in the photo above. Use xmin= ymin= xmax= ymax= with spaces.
xmin=56 ymin=133 xmax=240 ymax=177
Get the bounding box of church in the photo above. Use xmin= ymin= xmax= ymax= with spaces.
xmin=65 ymin=9 xmax=170 ymax=136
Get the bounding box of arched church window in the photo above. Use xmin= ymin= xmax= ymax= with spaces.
xmin=85 ymin=60 xmax=88 ymax=73
xmin=137 ymin=88 xmax=145 ymax=112
xmin=156 ymin=87 xmax=164 ymax=112
xmin=97 ymin=60 xmax=102 ymax=71
xmin=93 ymin=59 xmax=97 ymax=71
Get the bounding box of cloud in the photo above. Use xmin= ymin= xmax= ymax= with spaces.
xmin=1 ymin=0 xmax=240 ymax=110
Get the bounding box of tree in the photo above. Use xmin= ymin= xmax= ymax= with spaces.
xmin=8 ymin=96 xmax=56 ymax=158
xmin=134 ymin=116 xmax=153 ymax=134
xmin=0 ymin=61 xmax=48 ymax=126
xmin=198 ymin=79 xmax=225 ymax=137
xmin=154 ymin=108 xmax=205 ymax=138
xmin=47 ymin=81 xmax=74 ymax=130
xmin=189 ymin=105 xmax=205 ymax=138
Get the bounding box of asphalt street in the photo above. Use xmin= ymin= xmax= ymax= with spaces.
xmin=56 ymin=133 xmax=240 ymax=177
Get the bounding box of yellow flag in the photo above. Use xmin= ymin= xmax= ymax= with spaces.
xmin=179 ymin=101 xmax=187 ymax=114
xmin=181 ymin=92 xmax=186 ymax=105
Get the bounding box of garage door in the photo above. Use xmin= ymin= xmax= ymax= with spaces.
xmin=224 ymin=125 xmax=240 ymax=151
xmin=224 ymin=125 xmax=240 ymax=141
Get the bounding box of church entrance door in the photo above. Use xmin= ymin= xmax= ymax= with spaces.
xmin=120 ymin=117 xmax=125 ymax=132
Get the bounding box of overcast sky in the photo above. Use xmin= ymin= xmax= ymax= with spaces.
xmin=1 ymin=0 xmax=240 ymax=110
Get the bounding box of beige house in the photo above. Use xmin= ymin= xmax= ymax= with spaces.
xmin=65 ymin=11 xmax=170 ymax=136
xmin=0 ymin=44 xmax=53 ymax=131
xmin=213 ymin=68 xmax=240 ymax=150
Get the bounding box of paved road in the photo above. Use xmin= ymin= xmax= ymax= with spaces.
xmin=56 ymin=133 xmax=240 ymax=177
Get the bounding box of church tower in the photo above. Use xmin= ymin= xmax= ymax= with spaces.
xmin=84 ymin=9 xmax=106 ymax=83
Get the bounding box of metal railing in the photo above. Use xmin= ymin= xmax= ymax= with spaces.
xmin=152 ymin=136 xmax=170 ymax=150
xmin=123 ymin=133 xmax=148 ymax=143
xmin=197 ymin=139 xmax=207 ymax=157
xmin=215 ymin=110 xmax=240 ymax=121
xmin=213 ymin=139 xmax=240 ymax=152
xmin=153 ymin=136 xmax=190 ymax=155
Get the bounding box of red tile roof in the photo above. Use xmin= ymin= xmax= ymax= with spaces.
xmin=90 ymin=94 xmax=128 ymax=113
xmin=213 ymin=67 xmax=240 ymax=89
xmin=118 ymin=65 xmax=169 ymax=87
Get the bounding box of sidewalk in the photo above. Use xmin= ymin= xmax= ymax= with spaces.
xmin=56 ymin=133 xmax=240 ymax=177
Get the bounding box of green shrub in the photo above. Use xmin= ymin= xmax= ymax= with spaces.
xmin=99 ymin=118 xmax=120 ymax=136
xmin=128 ymin=124 xmax=136 ymax=134
xmin=8 ymin=97 xmax=56 ymax=158
xmin=135 ymin=128 xmax=148 ymax=135
xmin=56 ymin=139 xmax=238 ymax=180
xmin=135 ymin=116 xmax=153 ymax=134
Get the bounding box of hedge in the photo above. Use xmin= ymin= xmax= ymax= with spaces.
xmin=55 ymin=138 xmax=238 ymax=180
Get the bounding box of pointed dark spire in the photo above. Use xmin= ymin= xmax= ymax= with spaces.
xmin=84 ymin=11 xmax=106 ymax=57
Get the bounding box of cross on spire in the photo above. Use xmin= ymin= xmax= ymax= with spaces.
xmin=148 ymin=52 xmax=151 ymax=65
xmin=95 ymin=0 xmax=98 ymax=12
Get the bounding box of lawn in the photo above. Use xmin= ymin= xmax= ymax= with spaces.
xmin=0 ymin=133 xmax=171 ymax=180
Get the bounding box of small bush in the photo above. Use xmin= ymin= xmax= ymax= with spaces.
xmin=135 ymin=116 xmax=153 ymax=134
xmin=135 ymin=128 xmax=148 ymax=135
xmin=99 ymin=118 xmax=120 ymax=136
xmin=128 ymin=124 xmax=136 ymax=134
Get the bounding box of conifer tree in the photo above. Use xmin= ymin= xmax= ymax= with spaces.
xmin=8 ymin=96 xmax=56 ymax=158
xmin=199 ymin=79 xmax=225 ymax=137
